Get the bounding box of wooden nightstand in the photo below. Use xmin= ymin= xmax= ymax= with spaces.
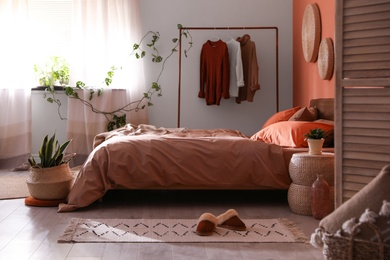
xmin=287 ymin=152 xmax=335 ymax=215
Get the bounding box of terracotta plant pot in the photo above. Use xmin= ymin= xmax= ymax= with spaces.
xmin=26 ymin=164 xmax=74 ymax=200
xmin=307 ymin=138 xmax=324 ymax=155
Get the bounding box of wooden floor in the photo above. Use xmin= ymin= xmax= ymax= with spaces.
xmin=0 ymin=188 xmax=324 ymax=260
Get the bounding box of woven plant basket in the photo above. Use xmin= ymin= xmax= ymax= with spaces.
xmin=26 ymin=164 xmax=74 ymax=200
xmin=323 ymin=222 xmax=390 ymax=260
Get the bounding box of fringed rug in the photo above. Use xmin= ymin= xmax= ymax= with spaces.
xmin=58 ymin=218 xmax=308 ymax=243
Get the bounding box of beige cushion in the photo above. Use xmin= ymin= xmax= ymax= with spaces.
xmin=319 ymin=164 xmax=390 ymax=234
xmin=309 ymin=98 xmax=334 ymax=120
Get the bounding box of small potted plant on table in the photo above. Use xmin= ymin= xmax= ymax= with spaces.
xmin=304 ymin=128 xmax=328 ymax=155
xmin=27 ymin=133 xmax=74 ymax=200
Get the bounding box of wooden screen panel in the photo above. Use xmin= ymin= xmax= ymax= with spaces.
xmin=340 ymin=87 xmax=390 ymax=202
xmin=342 ymin=1 xmax=390 ymax=79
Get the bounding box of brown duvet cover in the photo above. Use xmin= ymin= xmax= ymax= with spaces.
xmin=58 ymin=124 xmax=291 ymax=212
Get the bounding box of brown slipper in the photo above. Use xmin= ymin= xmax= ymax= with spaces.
xmin=195 ymin=213 xmax=218 ymax=236
xmin=217 ymin=209 xmax=246 ymax=231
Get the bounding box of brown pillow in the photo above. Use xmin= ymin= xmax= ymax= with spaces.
xmin=288 ymin=107 xmax=313 ymax=121
xmin=308 ymin=106 xmax=318 ymax=120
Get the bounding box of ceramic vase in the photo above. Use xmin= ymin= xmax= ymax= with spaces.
xmin=311 ymin=174 xmax=331 ymax=220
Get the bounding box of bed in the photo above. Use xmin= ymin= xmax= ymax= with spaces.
xmin=58 ymin=98 xmax=334 ymax=212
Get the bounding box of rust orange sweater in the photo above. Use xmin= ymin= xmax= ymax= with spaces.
xmin=199 ymin=40 xmax=230 ymax=105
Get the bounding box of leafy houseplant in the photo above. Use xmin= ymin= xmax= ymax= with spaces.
xmin=34 ymin=56 xmax=71 ymax=120
xmin=27 ymin=133 xmax=75 ymax=200
xmin=28 ymin=133 xmax=72 ymax=169
xmin=36 ymin=24 xmax=192 ymax=131
xmin=304 ymin=128 xmax=328 ymax=155
xmin=304 ymin=128 xmax=328 ymax=140
xmin=34 ymin=56 xmax=70 ymax=88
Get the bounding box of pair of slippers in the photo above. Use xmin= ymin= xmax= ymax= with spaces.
xmin=195 ymin=209 xmax=246 ymax=236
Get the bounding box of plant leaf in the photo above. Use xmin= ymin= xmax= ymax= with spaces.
xmin=42 ymin=133 xmax=56 ymax=167
xmin=58 ymin=139 xmax=72 ymax=155
xmin=39 ymin=135 xmax=48 ymax=166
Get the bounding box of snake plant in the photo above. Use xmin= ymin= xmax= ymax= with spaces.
xmin=28 ymin=133 xmax=72 ymax=168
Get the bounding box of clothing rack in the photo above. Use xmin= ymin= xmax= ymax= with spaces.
xmin=177 ymin=26 xmax=279 ymax=128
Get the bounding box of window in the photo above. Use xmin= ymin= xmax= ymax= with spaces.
xmin=28 ymin=0 xmax=72 ymax=64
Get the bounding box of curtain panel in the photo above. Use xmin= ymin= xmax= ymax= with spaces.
xmin=0 ymin=89 xmax=31 ymax=170
xmin=67 ymin=0 xmax=148 ymax=165
xmin=0 ymin=0 xmax=32 ymax=170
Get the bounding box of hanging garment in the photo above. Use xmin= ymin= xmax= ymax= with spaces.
xmin=236 ymin=34 xmax=260 ymax=103
xmin=199 ymin=40 xmax=230 ymax=105
xmin=226 ymin=39 xmax=245 ymax=97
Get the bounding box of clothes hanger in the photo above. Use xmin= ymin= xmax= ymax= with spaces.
xmin=208 ymin=27 xmax=220 ymax=41
xmin=209 ymin=35 xmax=220 ymax=41
xmin=222 ymin=27 xmax=234 ymax=42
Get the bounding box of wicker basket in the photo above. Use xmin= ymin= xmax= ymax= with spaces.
xmin=26 ymin=179 xmax=74 ymax=200
xmin=26 ymin=164 xmax=74 ymax=200
xmin=322 ymin=222 xmax=390 ymax=260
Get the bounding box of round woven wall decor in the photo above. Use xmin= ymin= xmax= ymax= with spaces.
xmin=318 ymin=38 xmax=334 ymax=80
xmin=302 ymin=3 xmax=321 ymax=63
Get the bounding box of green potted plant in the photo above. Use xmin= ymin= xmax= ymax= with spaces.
xmin=304 ymin=128 xmax=328 ymax=155
xmin=34 ymin=56 xmax=70 ymax=88
xmin=27 ymin=133 xmax=75 ymax=200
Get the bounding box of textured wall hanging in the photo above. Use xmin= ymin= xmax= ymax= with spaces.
xmin=302 ymin=3 xmax=321 ymax=63
xmin=318 ymin=38 xmax=334 ymax=80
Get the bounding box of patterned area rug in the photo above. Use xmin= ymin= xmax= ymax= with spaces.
xmin=58 ymin=218 xmax=308 ymax=243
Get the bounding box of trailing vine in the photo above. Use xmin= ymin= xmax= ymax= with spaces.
xmin=41 ymin=24 xmax=192 ymax=131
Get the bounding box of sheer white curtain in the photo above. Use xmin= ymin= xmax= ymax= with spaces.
xmin=68 ymin=0 xmax=148 ymax=165
xmin=0 ymin=0 xmax=33 ymax=170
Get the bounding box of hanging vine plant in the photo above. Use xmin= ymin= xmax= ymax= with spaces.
xmin=37 ymin=24 xmax=192 ymax=131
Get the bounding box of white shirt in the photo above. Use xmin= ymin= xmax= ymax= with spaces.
xmin=226 ymin=39 xmax=245 ymax=97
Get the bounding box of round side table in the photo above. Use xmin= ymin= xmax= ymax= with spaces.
xmin=288 ymin=152 xmax=334 ymax=215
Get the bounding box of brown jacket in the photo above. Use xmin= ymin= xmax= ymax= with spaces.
xmin=236 ymin=34 xmax=260 ymax=103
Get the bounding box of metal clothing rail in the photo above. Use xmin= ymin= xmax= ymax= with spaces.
xmin=177 ymin=26 xmax=279 ymax=128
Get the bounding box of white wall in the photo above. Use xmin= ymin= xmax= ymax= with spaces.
xmin=140 ymin=0 xmax=293 ymax=136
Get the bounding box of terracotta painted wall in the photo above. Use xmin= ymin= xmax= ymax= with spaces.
xmin=293 ymin=0 xmax=335 ymax=107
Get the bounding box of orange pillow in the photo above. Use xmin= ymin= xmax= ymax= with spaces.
xmin=262 ymin=106 xmax=301 ymax=129
xmin=251 ymin=121 xmax=334 ymax=148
